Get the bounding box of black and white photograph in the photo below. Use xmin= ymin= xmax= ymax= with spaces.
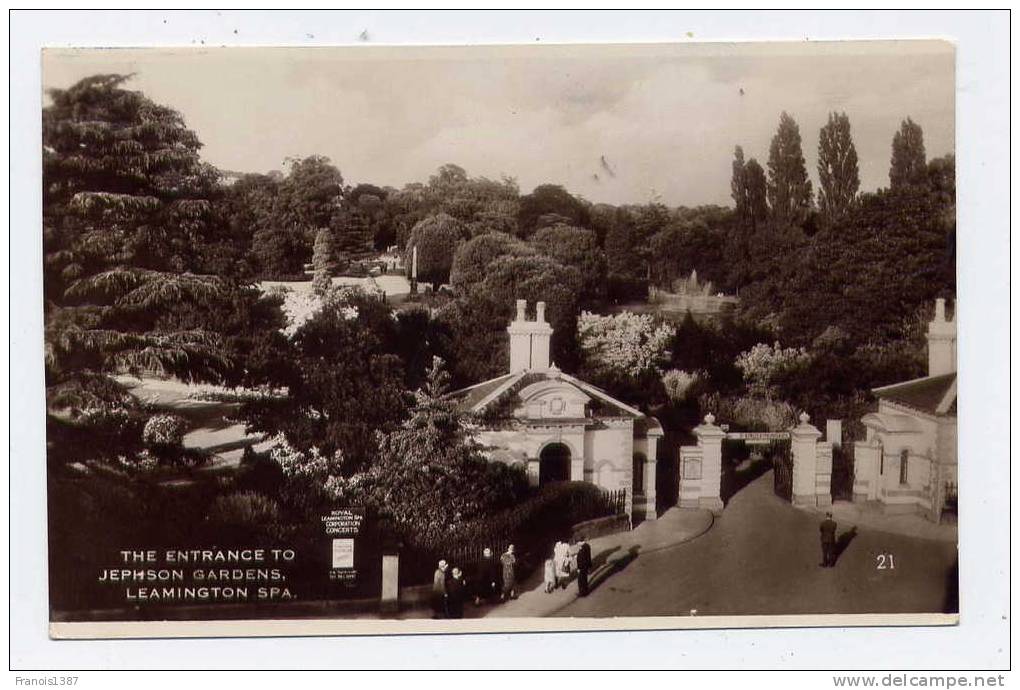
xmin=8 ymin=11 xmax=1011 ymax=674
xmin=36 ymin=38 xmax=967 ymax=638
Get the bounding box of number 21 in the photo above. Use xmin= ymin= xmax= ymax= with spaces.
xmin=876 ymin=553 xmax=895 ymax=569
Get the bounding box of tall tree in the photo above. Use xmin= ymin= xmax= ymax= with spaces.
xmin=604 ymin=207 xmax=642 ymax=278
xmin=517 ymin=184 xmax=590 ymax=238
xmin=731 ymin=146 xmax=749 ymax=225
xmin=767 ymin=112 xmax=813 ymax=226
xmin=42 ymin=75 xmax=240 ymax=412
xmin=251 ymin=156 xmax=344 ymax=277
xmin=817 ymin=112 xmax=860 ymax=219
xmin=311 ymin=228 xmax=335 ymax=296
xmin=889 ymin=117 xmax=927 ymax=190
xmin=405 ymin=213 xmax=469 ymax=286
xmin=365 ymin=357 xmax=526 ymax=541
xmin=243 ymin=289 xmax=408 ymax=471
xmin=530 ymin=225 xmax=607 ymax=302
xmin=744 ymin=158 xmax=769 ymax=230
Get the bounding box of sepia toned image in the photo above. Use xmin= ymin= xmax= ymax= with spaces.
xmin=41 ymin=40 xmax=958 ymax=638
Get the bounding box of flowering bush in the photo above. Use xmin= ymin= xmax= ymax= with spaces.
xmin=142 ymin=414 xmax=187 ymax=449
xmin=732 ymin=396 xmax=798 ymax=432
xmin=697 ymin=393 xmax=798 ymax=432
xmin=268 ymin=284 xmax=362 ymax=338
xmin=207 ymin=491 xmax=281 ymax=526
xmin=661 ymin=369 xmax=703 ymax=403
xmin=577 ymin=310 xmax=673 ymax=378
xmin=267 ymin=435 xmax=366 ymax=517
xmin=734 ymin=341 xmax=810 ymax=399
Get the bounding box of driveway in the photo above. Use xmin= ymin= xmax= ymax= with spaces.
xmin=552 ymin=471 xmax=958 ymax=618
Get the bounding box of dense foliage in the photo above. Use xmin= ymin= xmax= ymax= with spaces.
xmin=45 ymin=75 xmax=957 ymax=611
xmin=42 ymin=74 xmax=275 ymax=420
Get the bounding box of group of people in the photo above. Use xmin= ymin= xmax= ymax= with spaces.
xmin=543 ymin=538 xmax=592 ymax=596
xmin=431 ymin=544 xmax=518 ymax=619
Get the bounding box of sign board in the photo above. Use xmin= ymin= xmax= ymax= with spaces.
xmin=331 ymin=538 xmax=355 ymax=569
xmin=725 ymin=431 xmax=790 ymax=444
xmin=321 ymin=507 xmax=366 ymax=588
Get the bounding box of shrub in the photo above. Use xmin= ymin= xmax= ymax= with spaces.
xmin=734 ymin=341 xmax=810 ymax=399
xmin=449 ymin=232 xmax=534 ymax=292
xmin=732 ymin=396 xmax=798 ymax=431
xmin=142 ymin=414 xmax=187 ymax=449
xmin=207 ymin=491 xmax=281 ymax=526
xmin=267 ymin=435 xmax=348 ymax=518
xmin=662 ymin=369 xmax=703 ymax=403
xmin=697 ymin=393 xmax=798 ymax=432
xmin=578 ymin=310 xmax=673 ymax=379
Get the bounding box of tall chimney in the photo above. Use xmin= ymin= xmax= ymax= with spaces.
xmin=530 ymin=301 xmax=553 ymax=370
xmin=507 ymin=300 xmax=532 ymax=373
xmin=927 ymin=298 xmax=957 ymax=377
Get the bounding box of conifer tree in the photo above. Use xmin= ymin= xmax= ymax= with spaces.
xmin=43 ymin=74 xmax=237 ymax=410
xmin=311 ymin=228 xmax=335 ymax=296
xmin=817 ymin=111 xmax=860 ymax=219
xmin=731 ymin=145 xmax=749 ymax=225
xmin=766 ymin=112 xmax=813 ymax=226
xmin=889 ymin=117 xmax=927 ymax=190
xmin=744 ymin=158 xmax=769 ymax=231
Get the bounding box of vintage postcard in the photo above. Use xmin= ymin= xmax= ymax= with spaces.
xmin=42 ymin=40 xmax=958 ymax=639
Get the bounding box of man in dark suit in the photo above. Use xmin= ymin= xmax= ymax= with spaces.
xmin=576 ymin=539 xmax=592 ymax=596
xmin=819 ymin=513 xmax=838 ymax=567
xmin=474 ymin=547 xmax=499 ymax=605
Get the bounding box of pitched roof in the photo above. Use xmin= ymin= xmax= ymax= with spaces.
xmin=873 ymin=373 xmax=957 ymax=417
xmin=447 ymin=368 xmax=648 ymax=422
xmin=448 ymin=373 xmax=519 ymax=412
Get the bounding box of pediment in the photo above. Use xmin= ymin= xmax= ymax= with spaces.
xmin=515 ymin=381 xmax=590 ymax=420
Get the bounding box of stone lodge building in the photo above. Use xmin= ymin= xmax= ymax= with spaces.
xmin=853 ymin=299 xmax=958 ymax=522
xmin=448 ymin=300 xmax=664 ymax=521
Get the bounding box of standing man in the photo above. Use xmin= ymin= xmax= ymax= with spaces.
xmin=576 ymin=538 xmax=592 ymax=596
xmin=474 ymin=547 xmax=499 ymax=606
xmin=447 ymin=567 xmax=467 ymax=619
xmin=819 ymin=512 xmax=838 ymax=567
xmin=432 ymin=559 xmax=449 ymax=618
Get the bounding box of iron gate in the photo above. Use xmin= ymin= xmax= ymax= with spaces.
xmin=772 ymin=440 xmax=793 ymax=501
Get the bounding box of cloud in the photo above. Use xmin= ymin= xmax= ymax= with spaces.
xmin=43 ymin=42 xmax=954 ymax=207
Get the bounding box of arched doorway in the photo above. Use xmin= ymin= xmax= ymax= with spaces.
xmin=539 ymin=443 xmax=571 ymax=485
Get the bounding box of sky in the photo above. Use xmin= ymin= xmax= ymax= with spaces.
xmin=42 ymin=41 xmax=955 ymax=208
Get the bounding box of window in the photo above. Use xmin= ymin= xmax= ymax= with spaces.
xmin=899 ymin=449 xmax=909 ymax=485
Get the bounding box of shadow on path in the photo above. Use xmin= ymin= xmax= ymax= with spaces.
xmin=721 ymin=457 xmax=772 ymax=505
xmin=586 ymin=545 xmax=640 ymax=596
xmin=832 ymin=526 xmax=859 ymax=565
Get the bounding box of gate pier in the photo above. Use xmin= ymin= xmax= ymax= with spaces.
xmin=787 ymin=412 xmax=828 ymax=504
xmin=679 ymin=414 xmax=725 ymax=514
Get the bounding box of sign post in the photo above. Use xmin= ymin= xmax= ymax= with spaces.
xmin=321 ymin=507 xmax=365 ymax=591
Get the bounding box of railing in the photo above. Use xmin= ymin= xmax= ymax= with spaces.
xmin=400 ymin=485 xmax=626 ymax=586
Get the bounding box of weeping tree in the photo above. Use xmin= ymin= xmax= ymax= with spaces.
xmin=43 ymin=74 xmax=240 ymax=413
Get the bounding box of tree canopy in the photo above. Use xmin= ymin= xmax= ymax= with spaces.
xmin=404 ymin=212 xmax=469 ymax=286
xmin=766 ymin=112 xmax=813 ymax=226
xmin=890 ymin=117 xmax=927 ymax=191
xmin=42 ymin=74 xmax=252 ymax=412
xmin=817 ymin=112 xmax=860 ymax=220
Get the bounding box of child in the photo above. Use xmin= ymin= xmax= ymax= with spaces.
xmin=543 ymin=558 xmax=557 ymax=593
